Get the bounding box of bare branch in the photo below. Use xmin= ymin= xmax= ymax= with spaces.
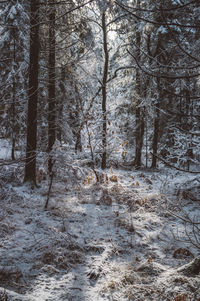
xmin=116 ymin=0 xmax=200 ymax=28
xmin=127 ymin=49 xmax=200 ymax=80
xmin=115 ymin=0 xmax=198 ymax=13
xmin=150 ymin=152 xmax=200 ymax=174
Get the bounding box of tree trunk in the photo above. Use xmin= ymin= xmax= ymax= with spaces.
xmin=75 ymin=130 xmax=82 ymax=153
xmin=151 ymin=102 xmax=160 ymax=168
xmin=151 ymin=41 xmax=162 ymax=168
xmin=11 ymin=27 xmax=16 ymax=161
xmin=48 ymin=4 xmax=56 ymax=174
xmin=134 ymin=11 xmax=144 ymax=169
xmin=101 ymin=11 xmax=109 ymax=170
xmin=74 ymin=84 xmax=82 ymax=153
xmin=134 ymin=107 xmax=145 ymax=169
xmin=24 ymin=0 xmax=40 ymax=184
xmin=57 ymin=66 xmax=65 ymax=143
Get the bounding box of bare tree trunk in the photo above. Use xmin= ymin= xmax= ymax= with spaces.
xmin=151 ymin=40 xmax=162 ymax=168
xmin=11 ymin=27 xmax=16 ymax=161
xmin=57 ymin=66 xmax=65 ymax=143
xmin=134 ymin=10 xmax=144 ymax=169
xmin=24 ymin=0 xmax=40 ymax=184
xmin=48 ymin=4 xmax=56 ymax=174
xmin=151 ymin=101 xmax=160 ymax=168
xmin=185 ymin=78 xmax=193 ymax=171
xmin=101 ymin=11 xmax=109 ymax=170
xmin=74 ymin=84 xmax=82 ymax=153
xmin=134 ymin=107 xmax=145 ymax=169
xmin=75 ymin=129 xmax=82 ymax=153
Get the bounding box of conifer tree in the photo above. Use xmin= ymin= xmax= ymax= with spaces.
xmin=0 ymin=0 xmax=29 ymax=159
xmin=24 ymin=0 xmax=40 ymax=184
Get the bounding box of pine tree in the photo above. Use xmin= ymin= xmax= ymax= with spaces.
xmin=24 ymin=0 xmax=40 ymax=184
xmin=0 ymin=0 xmax=29 ymax=159
xmin=47 ymin=2 xmax=56 ymax=174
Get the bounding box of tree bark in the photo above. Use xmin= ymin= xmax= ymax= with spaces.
xmin=74 ymin=84 xmax=82 ymax=153
xmin=11 ymin=27 xmax=16 ymax=161
xmin=134 ymin=7 xmax=144 ymax=169
xmin=48 ymin=4 xmax=56 ymax=174
xmin=101 ymin=11 xmax=109 ymax=170
xmin=24 ymin=0 xmax=40 ymax=184
xmin=134 ymin=107 xmax=145 ymax=169
xmin=151 ymin=101 xmax=160 ymax=168
xmin=57 ymin=66 xmax=65 ymax=143
xmin=150 ymin=38 xmax=162 ymax=168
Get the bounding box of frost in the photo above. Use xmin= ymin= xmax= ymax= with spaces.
xmin=0 ymin=146 xmax=199 ymax=300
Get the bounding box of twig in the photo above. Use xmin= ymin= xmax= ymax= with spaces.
xmin=168 ymin=211 xmax=200 ymax=225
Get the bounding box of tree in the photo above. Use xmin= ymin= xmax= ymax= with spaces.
xmin=83 ymin=0 xmax=125 ymax=169
xmin=0 ymin=1 xmax=29 ymax=159
xmin=133 ymin=0 xmax=145 ymax=168
xmin=115 ymin=0 xmax=146 ymax=168
xmin=24 ymin=0 xmax=40 ymax=184
xmin=101 ymin=9 xmax=109 ymax=169
xmin=47 ymin=2 xmax=56 ymax=174
xmin=117 ymin=0 xmax=200 ymax=170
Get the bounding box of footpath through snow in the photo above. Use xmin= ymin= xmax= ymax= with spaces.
xmin=0 ymin=167 xmax=200 ymax=300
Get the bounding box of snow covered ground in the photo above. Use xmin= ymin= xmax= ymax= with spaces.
xmin=0 ymin=140 xmax=11 ymax=160
xmin=0 ymin=159 xmax=200 ymax=300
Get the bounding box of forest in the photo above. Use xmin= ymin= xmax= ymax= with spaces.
xmin=0 ymin=0 xmax=200 ymax=300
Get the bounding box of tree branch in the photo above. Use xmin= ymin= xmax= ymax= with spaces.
xmin=150 ymin=152 xmax=200 ymax=174
xmin=127 ymin=49 xmax=200 ymax=79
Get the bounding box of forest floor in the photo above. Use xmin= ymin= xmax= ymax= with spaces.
xmin=0 ymin=144 xmax=200 ymax=300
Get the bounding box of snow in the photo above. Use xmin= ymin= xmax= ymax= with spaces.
xmin=0 ymin=139 xmax=23 ymax=161
xmin=0 ymin=158 xmax=199 ymax=300
xmin=0 ymin=139 xmax=10 ymax=160
xmin=7 ymin=6 xmax=17 ymax=21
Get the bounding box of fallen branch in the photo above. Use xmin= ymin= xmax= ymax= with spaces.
xmin=168 ymin=211 xmax=200 ymax=225
xmin=0 ymin=158 xmax=25 ymax=167
xmin=177 ymin=256 xmax=200 ymax=276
